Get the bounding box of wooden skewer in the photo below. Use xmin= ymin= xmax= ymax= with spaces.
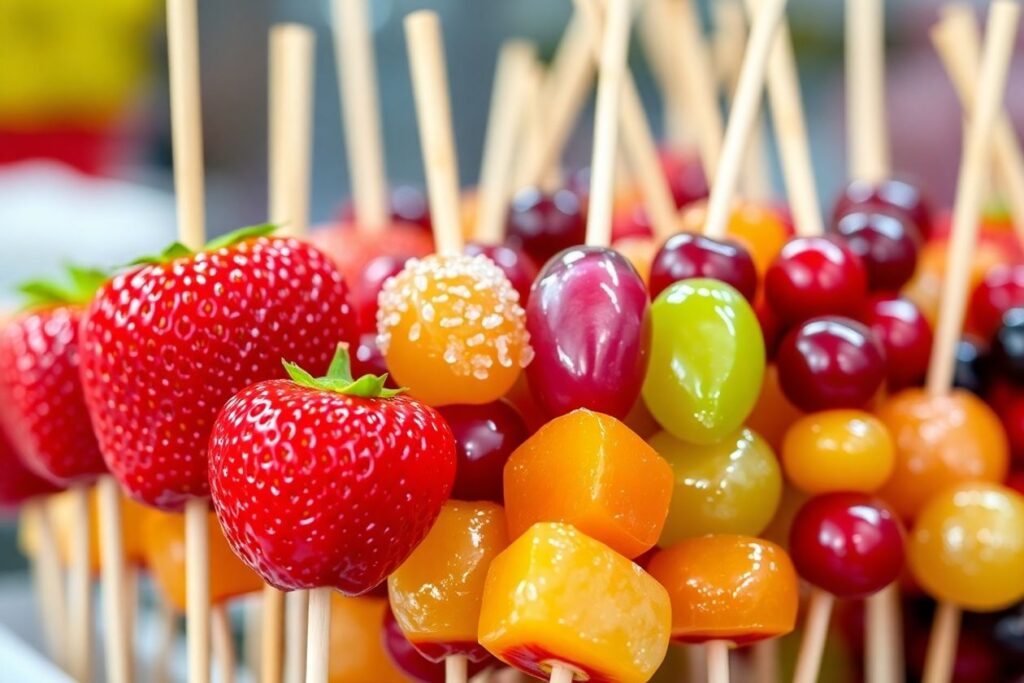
xmin=750 ymin=638 xmax=779 ymax=683
xmin=97 ymin=476 xmax=131 ymax=683
xmin=184 ymin=499 xmax=210 ymax=683
xmin=702 ymin=0 xmax=789 ymax=240
xmin=67 ymin=485 xmax=93 ymax=683
xmin=713 ymin=0 xmax=772 ymax=201
xmin=865 ymin=583 xmax=903 ymax=683
xmin=332 ymin=0 xmax=390 ymax=230
xmin=303 ymin=588 xmax=332 ymax=683
xmin=285 ymin=591 xmax=309 ymax=683
xmin=475 ymin=40 xmax=537 ymax=245
xmin=575 ymin=0 xmax=679 ymax=242
xmin=923 ymin=602 xmax=961 ymax=683
xmin=548 ymin=664 xmax=575 ymax=683
xmin=580 ymin=0 xmax=633 ymax=248
xmin=405 ymin=11 xmax=465 ymax=257
xmin=24 ymin=497 xmax=67 ymax=668
xmin=744 ymin=0 xmax=822 ymax=237
xmin=243 ymin=595 xmax=262 ymax=680
xmin=846 ymin=0 xmax=890 ymax=183
xmin=791 ymin=588 xmax=835 ymax=683
xmin=639 ymin=0 xmax=691 ymax=151
xmin=932 ymin=6 xmax=1024 ymax=250
xmin=445 ymin=654 xmax=468 ymax=683
xmin=259 ymin=587 xmax=284 ymax=683
xmin=671 ymin=0 xmax=726 ymax=180
xmin=706 ymin=640 xmax=731 ymax=683
xmin=212 ymin=604 xmax=236 ymax=683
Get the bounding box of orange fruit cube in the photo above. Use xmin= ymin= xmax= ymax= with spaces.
xmin=329 ymin=595 xmax=409 ymax=683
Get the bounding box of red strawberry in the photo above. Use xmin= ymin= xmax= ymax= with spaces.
xmin=208 ymin=345 xmax=455 ymax=594
xmin=79 ymin=226 xmax=358 ymax=510
xmin=0 ymin=424 xmax=63 ymax=507
xmin=0 ymin=268 xmax=109 ymax=485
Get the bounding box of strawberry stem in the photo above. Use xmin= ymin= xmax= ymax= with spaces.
xmin=17 ymin=265 xmax=108 ymax=308
xmin=129 ymin=223 xmax=278 ymax=266
xmin=282 ymin=343 xmax=406 ymax=399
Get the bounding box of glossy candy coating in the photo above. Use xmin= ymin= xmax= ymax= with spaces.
xmin=437 ymin=401 xmax=528 ymax=503
xmin=969 ymin=264 xmax=1024 ymax=339
xmin=776 ymin=316 xmax=886 ymax=412
xmin=832 ymin=177 xmax=933 ymax=239
xmin=858 ymin=295 xmax=932 ymax=391
xmin=526 ymin=246 xmax=650 ymax=419
xmin=353 ymin=255 xmax=408 ymax=333
xmin=464 ymin=242 xmax=538 ymax=306
xmin=649 ymin=232 xmax=758 ymax=301
xmin=643 ymin=279 xmax=765 ymax=445
xmin=764 ymin=236 xmax=868 ymax=326
xmin=677 ymin=201 xmax=789 ymax=276
xmin=832 ymin=208 xmax=920 ymax=292
xmin=388 ymin=501 xmax=507 ymax=661
xmin=504 ymin=409 xmax=672 ymax=558
xmin=909 ymin=483 xmax=1024 ymax=611
xmin=875 ymin=388 xmax=1009 ymax=520
xmin=652 ymin=428 xmax=782 ymax=543
xmin=505 ymin=187 xmax=587 ymax=264
xmin=381 ymin=607 xmax=492 ymax=683
xmin=782 ymin=410 xmax=895 ymax=494
xmin=478 ymin=522 xmax=671 ymax=683
xmin=377 ymin=254 xmax=533 ymax=406
xmin=647 ymin=535 xmax=799 ymax=644
xmin=789 ymin=493 xmax=905 ymax=598
xmin=0 ymin=305 xmax=107 ymax=485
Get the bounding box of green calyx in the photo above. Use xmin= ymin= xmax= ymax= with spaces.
xmin=282 ymin=343 xmax=406 ymax=399
xmin=129 ymin=223 xmax=278 ymax=266
xmin=18 ymin=265 xmax=109 ymax=308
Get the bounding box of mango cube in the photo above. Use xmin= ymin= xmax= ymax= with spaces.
xmin=503 ymin=409 xmax=673 ymax=558
xmin=388 ymin=501 xmax=508 ymax=662
xmin=479 ymin=522 xmax=671 ymax=683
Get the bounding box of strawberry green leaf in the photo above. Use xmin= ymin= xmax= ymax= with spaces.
xmin=127 ymin=241 xmax=193 ymax=266
xmin=17 ymin=265 xmax=108 ymax=307
xmin=282 ymin=343 xmax=406 ymax=399
xmin=205 ymin=223 xmax=277 ymax=251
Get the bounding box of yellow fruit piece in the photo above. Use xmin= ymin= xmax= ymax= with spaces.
xmin=329 ymin=595 xmax=408 ymax=683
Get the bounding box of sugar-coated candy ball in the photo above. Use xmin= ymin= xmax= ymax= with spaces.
xmin=643 ymin=279 xmax=764 ymax=445
xmin=969 ymin=264 xmax=1024 ymax=339
xmin=992 ymin=308 xmax=1024 ymax=383
xmin=649 ymin=232 xmax=758 ymax=301
xmin=377 ymin=254 xmax=533 ymax=406
xmin=909 ymin=482 xmax=1024 ymax=611
xmin=858 ymin=294 xmax=932 ymax=391
xmin=505 ymin=187 xmax=586 ymax=264
xmin=526 ymin=246 xmax=649 ymax=419
xmin=789 ymin=493 xmax=905 ymax=599
xmin=832 ymin=177 xmax=933 ymax=239
xmin=776 ymin=316 xmax=886 ymax=412
xmin=832 ymin=208 xmax=920 ymax=292
xmin=765 ymin=236 xmax=868 ymax=326
xmin=652 ymin=428 xmax=782 ymax=544
xmin=782 ymin=410 xmax=894 ymax=495
xmin=875 ymin=388 xmax=1009 ymax=520
xmin=647 ymin=535 xmax=799 ymax=644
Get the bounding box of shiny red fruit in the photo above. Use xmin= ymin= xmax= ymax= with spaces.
xmin=338 ymin=185 xmax=433 ymax=233
xmin=776 ymin=316 xmax=886 ymax=412
xmin=832 ymin=177 xmax=934 ymax=239
xmin=526 ymin=246 xmax=650 ymax=419
xmin=506 ymin=187 xmax=587 ymax=264
xmin=309 ymin=223 xmax=434 ymax=292
xmin=858 ymin=295 xmax=932 ymax=391
xmin=789 ymin=492 xmax=905 ymax=598
xmin=0 ymin=305 xmax=107 ymax=485
xmin=208 ymin=347 xmax=455 ymax=593
xmin=611 ymin=205 xmax=654 ymax=242
xmin=970 ymin=264 xmax=1024 ymax=340
xmin=354 ymin=255 xmax=408 ymax=333
xmin=649 ymin=232 xmax=758 ymax=301
xmin=659 ymin=149 xmax=710 ymax=209
xmin=832 ymin=208 xmax=920 ymax=292
xmin=765 ymin=236 xmax=868 ymax=327
xmin=79 ymin=232 xmax=359 ymax=510
xmin=0 ymin=424 xmax=62 ymax=508
xmin=464 ymin=242 xmax=538 ymax=306
xmin=381 ymin=607 xmax=493 ymax=683
xmin=438 ymin=401 xmax=528 ymax=503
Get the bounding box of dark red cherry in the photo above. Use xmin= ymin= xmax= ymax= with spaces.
xmin=354 ymin=255 xmax=407 ymax=333
xmin=659 ymin=149 xmax=710 ymax=209
xmin=649 ymin=232 xmax=758 ymax=301
xmin=832 ymin=208 xmax=920 ymax=292
xmin=381 ymin=607 xmax=493 ymax=682
xmin=505 ymin=187 xmax=587 ymax=264
xmin=775 ymin=316 xmax=886 ymax=411
xmin=350 ymin=333 xmax=390 ymax=381
xmin=437 ymin=401 xmax=528 ymax=503
xmin=789 ymin=492 xmax=905 ymax=598
xmin=764 ymin=236 xmax=868 ymax=327
xmin=832 ymin=177 xmax=933 ymax=239
xmin=969 ymin=264 xmax=1024 ymax=340
xmin=464 ymin=242 xmax=538 ymax=306
xmin=858 ymin=295 xmax=932 ymax=391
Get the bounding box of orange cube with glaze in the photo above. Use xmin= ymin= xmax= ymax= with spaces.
xmin=329 ymin=595 xmax=409 ymax=683
xmin=503 ymin=409 xmax=673 ymax=558
xmin=388 ymin=501 xmax=508 ymax=662
xmin=647 ymin=535 xmax=799 ymax=644
xmin=142 ymin=508 xmax=264 ymax=611
xmin=479 ymin=522 xmax=671 ymax=683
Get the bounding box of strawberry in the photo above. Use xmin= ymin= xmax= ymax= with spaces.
xmin=79 ymin=226 xmax=358 ymax=511
xmin=208 ymin=344 xmax=455 ymax=594
xmin=0 ymin=424 xmax=63 ymax=507
xmin=0 ymin=267 xmax=109 ymax=485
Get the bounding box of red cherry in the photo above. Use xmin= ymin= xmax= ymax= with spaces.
xmin=437 ymin=401 xmax=529 ymax=503
xmin=350 ymin=333 xmax=391 ymax=383
xmin=788 ymin=492 xmax=905 ymax=598
xmin=505 ymin=187 xmax=587 ymax=264
xmin=969 ymin=264 xmax=1024 ymax=339
xmin=659 ymin=149 xmax=710 ymax=209
xmin=354 ymin=255 xmax=407 ymax=333
xmin=832 ymin=177 xmax=934 ymax=239
xmin=381 ymin=607 xmax=493 ymax=682
xmin=776 ymin=316 xmax=886 ymax=411
xmin=832 ymin=208 xmax=920 ymax=292
xmin=649 ymin=232 xmax=758 ymax=301
xmin=765 ymin=236 xmax=868 ymax=327
xmin=612 ymin=205 xmax=654 ymax=242
xmin=464 ymin=242 xmax=538 ymax=306
xmin=858 ymin=295 xmax=933 ymax=391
